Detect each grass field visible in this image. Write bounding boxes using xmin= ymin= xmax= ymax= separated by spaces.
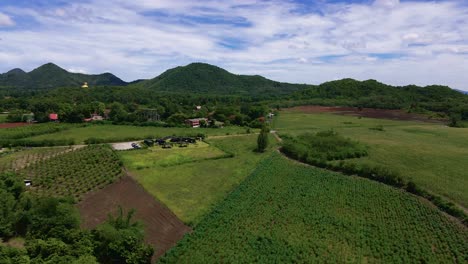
xmin=274 ymin=110 xmax=468 ymax=208
xmin=119 ymin=141 xmax=227 ymax=170
xmin=122 ymin=134 xmax=277 ymax=225
xmin=26 ymin=124 xmax=253 ymax=144
xmin=160 ymin=154 xmax=468 ymax=263
xmin=0 ymin=114 xmax=7 ymax=123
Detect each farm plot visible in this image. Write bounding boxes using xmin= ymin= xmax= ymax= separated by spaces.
xmin=25 ymin=124 xmax=253 ymax=144
xmin=119 ymin=141 xmax=227 ymax=170
xmin=161 ymin=154 xmax=468 ymax=263
xmin=18 ymin=145 xmax=123 ymax=200
xmin=0 ymin=123 xmax=77 ymax=139
xmin=275 ymin=110 xmax=468 ymax=208
xmin=126 ymin=134 xmax=277 ymax=225
xmin=0 ymin=146 xmax=76 ymax=172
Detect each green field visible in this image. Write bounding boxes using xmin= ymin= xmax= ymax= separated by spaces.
xmin=274 ymin=110 xmax=468 ymax=208
xmin=160 ymin=154 xmax=468 ymax=263
xmin=26 ymin=124 xmax=253 ymax=144
xmin=119 ymin=141 xmax=227 ymax=170
xmin=122 ymin=134 xmax=277 ymax=225
xmin=0 ymin=147 xmax=71 ymax=172
xmin=0 ymin=123 xmax=78 ymax=140
xmin=18 ymin=145 xmax=123 ymax=200
xmin=0 ymin=114 xmax=7 ymax=123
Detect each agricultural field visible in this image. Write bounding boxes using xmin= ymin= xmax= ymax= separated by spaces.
xmin=0 ymin=123 xmax=78 ymax=140
xmin=274 ymin=109 xmax=468 ymax=208
xmin=0 ymin=146 xmax=75 ymax=172
xmin=25 ymin=124 xmax=254 ymax=144
xmin=0 ymin=114 xmax=7 ymax=123
xmin=17 ymin=145 xmax=123 ymax=200
xmin=161 ymin=154 xmax=468 ymax=263
xmin=123 ymin=134 xmax=277 ymax=225
xmin=119 ymin=141 xmax=227 ymax=170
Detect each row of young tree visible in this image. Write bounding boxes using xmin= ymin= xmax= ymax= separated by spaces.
xmin=0 ymin=172 xmax=153 ymax=264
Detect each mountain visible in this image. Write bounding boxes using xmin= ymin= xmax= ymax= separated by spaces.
xmin=454 ymin=89 xmax=468 ymax=95
xmin=133 ymin=62 xmax=308 ymax=96
xmin=0 ymin=63 xmax=127 ymax=90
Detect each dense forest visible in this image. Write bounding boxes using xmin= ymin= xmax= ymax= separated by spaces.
xmin=1 ymin=63 xmax=467 ymax=127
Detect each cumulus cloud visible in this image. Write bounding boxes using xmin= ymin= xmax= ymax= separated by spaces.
xmin=0 ymin=12 xmax=14 ymax=26
xmin=0 ymin=0 xmax=467 ymax=90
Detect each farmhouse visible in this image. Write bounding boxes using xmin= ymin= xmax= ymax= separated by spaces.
xmin=49 ymin=113 xmax=58 ymax=121
xmin=185 ymin=118 xmax=208 ymax=128
xmin=84 ymin=113 xmax=104 ymax=122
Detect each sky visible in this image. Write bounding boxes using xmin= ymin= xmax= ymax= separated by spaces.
xmin=0 ymin=0 xmax=467 ymax=90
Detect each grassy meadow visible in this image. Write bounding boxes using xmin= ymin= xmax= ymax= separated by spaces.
xmin=26 ymin=124 xmax=253 ymax=144
xmin=121 ymin=134 xmax=277 ymax=225
xmin=274 ymin=110 xmax=468 ymax=208
xmin=0 ymin=114 xmax=7 ymax=123
xmin=161 ymin=154 xmax=468 ymax=263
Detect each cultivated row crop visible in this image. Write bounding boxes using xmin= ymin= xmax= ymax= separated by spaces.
xmin=18 ymin=145 xmax=123 ymax=200
xmin=161 ymin=154 xmax=468 ymax=263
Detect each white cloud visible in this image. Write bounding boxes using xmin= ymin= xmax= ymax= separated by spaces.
xmin=0 ymin=12 xmax=14 ymax=26
xmin=0 ymin=0 xmax=467 ymax=90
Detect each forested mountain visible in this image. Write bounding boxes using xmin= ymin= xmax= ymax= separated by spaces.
xmin=0 ymin=63 xmax=127 ymax=90
xmin=133 ymin=62 xmax=308 ymax=96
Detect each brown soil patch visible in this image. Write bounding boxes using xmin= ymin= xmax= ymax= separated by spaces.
xmin=0 ymin=122 xmax=31 ymax=129
xmin=77 ymin=175 xmax=191 ymax=260
xmin=286 ymin=106 xmax=444 ymax=123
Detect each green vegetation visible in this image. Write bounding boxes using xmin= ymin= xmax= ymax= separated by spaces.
xmin=161 ymin=154 xmax=468 ymax=263
xmin=275 ymin=110 xmax=468 ymax=209
xmin=256 ymin=125 xmax=269 ymax=152
xmin=136 ymin=62 xmax=306 ymax=96
xmin=0 ymin=63 xmax=126 ymax=91
xmin=282 ymin=130 xmax=368 ymax=161
xmin=0 ymin=123 xmax=77 ymax=140
xmin=0 ymin=172 xmax=153 ymax=263
xmin=0 ymin=114 xmax=7 ymax=123
xmin=0 ymin=147 xmax=72 ymax=172
xmin=18 ymin=145 xmax=123 ymax=200
xmin=26 ymin=124 xmax=250 ymax=144
xmin=124 ymin=134 xmax=277 ymax=225
xmin=119 ymin=141 xmax=227 ymax=170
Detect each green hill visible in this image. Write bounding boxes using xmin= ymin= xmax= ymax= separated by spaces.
xmin=134 ymin=62 xmax=307 ymax=96
xmin=0 ymin=63 xmax=127 ymax=90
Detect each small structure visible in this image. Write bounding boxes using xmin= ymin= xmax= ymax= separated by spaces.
xmin=81 ymin=82 xmax=89 ymax=89
xmin=195 ymin=105 xmax=202 ymax=111
xmin=84 ymin=113 xmax=104 ymax=122
xmin=24 ymin=180 xmax=32 ymax=187
xmin=49 ymin=113 xmax=59 ymax=122
xmin=185 ymin=118 xmax=208 ymax=128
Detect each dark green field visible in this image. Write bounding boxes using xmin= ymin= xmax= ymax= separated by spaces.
xmin=161 ymin=154 xmax=468 ymax=263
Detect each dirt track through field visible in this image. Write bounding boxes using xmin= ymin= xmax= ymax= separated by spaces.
xmin=77 ymin=175 xmax=191 ymax=260
xmin=286 ymin=106 xmax=444 ymax=123
xmin=0 ymin=122 xmax=31 ymax=129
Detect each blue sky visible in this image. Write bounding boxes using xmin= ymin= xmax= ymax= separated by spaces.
xmin=0 ymin=0 xmax=467 ymax=90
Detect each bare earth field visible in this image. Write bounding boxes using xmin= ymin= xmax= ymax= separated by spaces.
xmin=77 ymin=175 xmax=191 ymax=260
xmin=0 ymin=122 xmax=31 ymax=129
xmin=287 ymin=105 xmax=443 ymax=122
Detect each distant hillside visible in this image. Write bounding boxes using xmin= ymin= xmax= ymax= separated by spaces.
xmin=0 ymin=63 xmax=127 ymax=90
xmin=291 ymin=78 xmax=467 ymax=109
xmin=133 ymin=63 xmax=308 ymax=96
xmin=454 ymin=89 xmax=468 ymax=95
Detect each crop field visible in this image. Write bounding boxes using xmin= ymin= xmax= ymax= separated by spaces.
xmin=124 ymin=134 xmax=277 ymax=225
xmin=0 ymin=123 xmax=78 ymax=139
xmin=0 ymin=146 xmax=76 ymax=172
xmin=161 ymin=154 xmax=468 ymax=263
xmin=25 ymin=124 xmax=253 ymax=144
xmin=274 ymin=109 xmax=468 ymax=208
xmin=17 ymin=145 xmax=123 ymax=200
xmin=0 ymin=114 xmax=7 ymax=123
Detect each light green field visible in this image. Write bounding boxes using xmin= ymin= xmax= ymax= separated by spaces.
xmin=122 ymin=134 xmax=277 ymax=225
xmin=275 ymin=110 xmax=468 ymax=208
xmin=26 ymin=124 xmax=253 ymax=144
xmin=119 ymin=141 xmax=227 ymax=170
xmin=0 ymin=114 xmax=7 ymax=123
